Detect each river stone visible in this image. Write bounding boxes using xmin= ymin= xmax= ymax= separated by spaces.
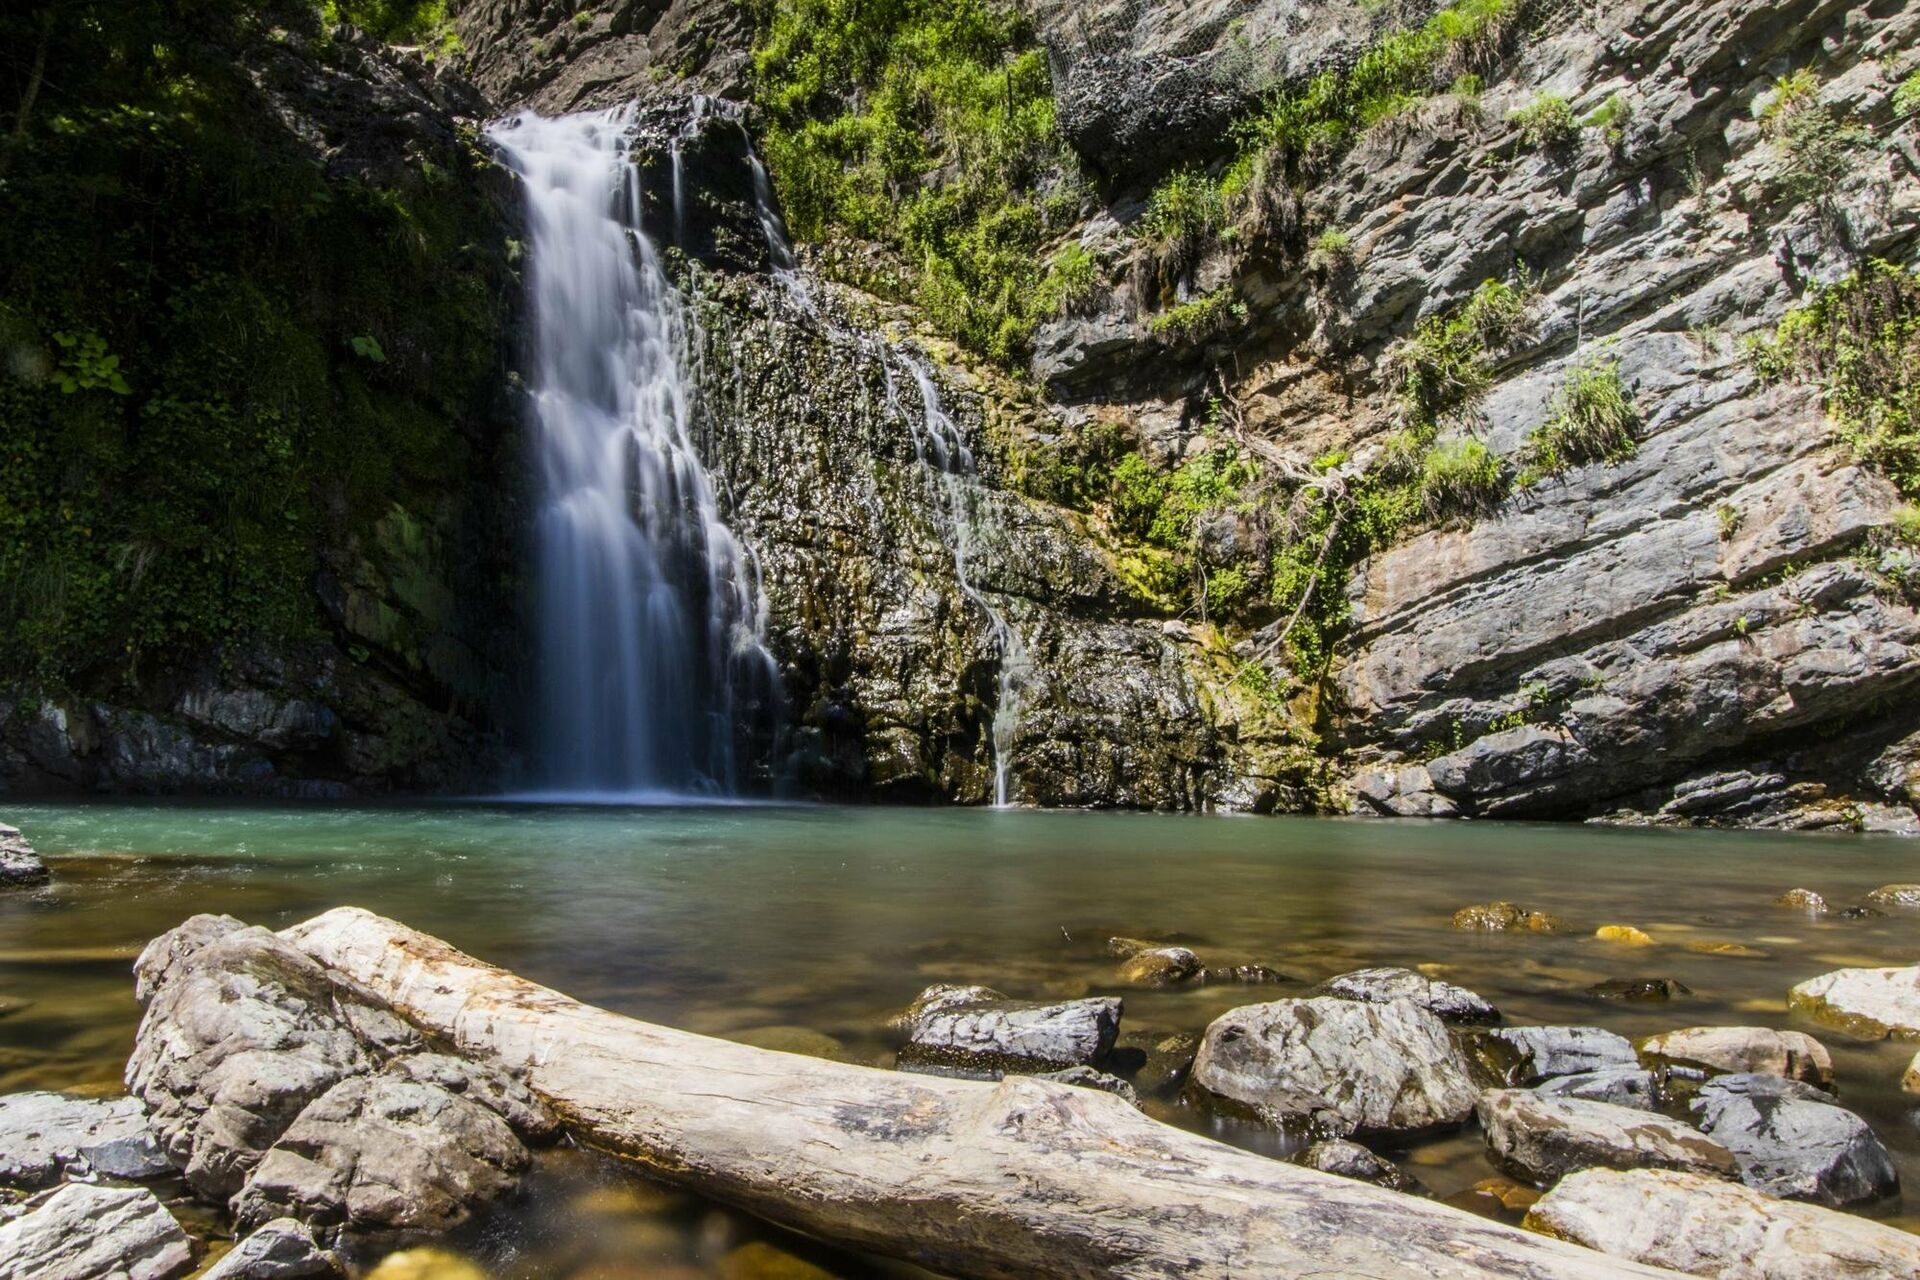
xmin=0 ymin=1182 xmax=194 ymax=1280
xmin=1030 ymin=1066 xmax=1140 ymax=1107
xmin=1689 ymin=1074 xmax=1897 ymax=1207
xmin=1774 ymin=888 xmax=1829 ymax=913
xmin=0 ymin=1092 xmax=172 ymax=1187
xmin=1479 ymin=1090 xmax=1738 ymax=1186
xmin=895 ymin=986 xmax=1120 ymax=1073
xmin=1451 ymin=902 xmax=1561 ymax=931
xmin=1863 ymin=884 xmax=1920 ymax=909
xmin=200 ymin=1218 xmax=340 ymax=1280
xmin=383 ymin=1053 xmax=559 ymax=1144
xmin=889 ymin=983 xmax=1003 ymax=1031
xmin=1115 ymin=946 xmax=1200 ymax=986
xmin=1533 ymin=1068 xmax=1658 ymax=1111
xmin=1315 ymin=966 xmax=1500 ymax=1024
xmin=1196 ymin=964 xmax=1290 ymax=985
xmin=1638 ymin=1027 xmax=1834 ymax=1088
xmin=232 ymin=1073 xmax=530 ymax=1234
xmin=1473 ymin=1026 xmax=1638 ymax=1084
xmin=1191 ymin=997 xmax=1477 ymax=1138
xmin=1525 ymin=1167 xmax=1920 ymax=1279
xmin=1786 ymin=964 xmax=1920 ymax=1039
xmin=0 ymin=824 xmax=47 ymax=889
xmin=1118 ymin=1031 xmax=1198 ymax=1097
xmin=1588 ymin=978 xmax=1691 ymax=1002
xmin=1293 ymin=1139 xmax=1423 ymax=1194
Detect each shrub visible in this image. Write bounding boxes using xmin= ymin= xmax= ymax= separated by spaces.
xmin=1146 ymin=289 xmax=1248 ymax=346
xmin=1756 ymin=69 xmax=1869 ymax=202
xmin=1518 ymin=355 xmax=1638 ymax=480
xmin=1306 ymin=228 xmax=1356 ymax=276
xmin=1385 ymin=276 xmax=1539 ymax=430
xmin=1136 ymin=169 xmax=1229 ymax=287
xmin=1419 ymin=438 xmax=1507 ymax=518
xmin=1584 ymin=91 xmax=1632 ymax=149
xmin=1509 ymin=93 xmax=1577 ymax=148
xmin=1037 ymin=242 xmax=1100 ymax=316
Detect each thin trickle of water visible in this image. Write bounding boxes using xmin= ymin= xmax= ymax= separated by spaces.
xmin=891 ymin=355 xmax=1032 ymax=807
xmin=488 ymin=105 xmax=776 ymax=798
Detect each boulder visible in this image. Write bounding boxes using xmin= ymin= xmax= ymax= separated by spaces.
xmin=1116 ymin=947 xmax=1201 ymax=986
xmin=1478 ymin=1089 xmax=1738 ymax=1186
xmin=895 ymin=985 xmax=1120 ymax=1074
xmin=1452 ymin=902 xmax=1562 ymax=931
xmin=231 ymin=1074 xmax=530 ymax=1234
xmin=1533 ymin=1069 xmax=1658 ymax=1111
xmin=1473 ymin=1026 xmax=1638 ymax=1084
xmin=1689 ymin=1074 xmax=1897 ymax=1207
xmin=1588 ymin=978 xmax=1691 ymax=1002
xmin=1638 ymin=1027 xmax=1833 ymax=1088
xmin=0 ymin=1183 xmax=194 ymax=1280
xmin=1774 ymin=888 xmax=1828 ymax=913
xmin=1315 ymin=967 xmax=1500 ymax=1024
xmin=0 ymin=824 xmax=47 ymax=889
xmin=1292 ymin=1139 xmax=1423 ymax=1194
xmin=1191 ymin=998 xmax=1477 ymax=1138
xmin=1525 ymin=1167 xmax=1920 ymax=1279
xmin=0 ymin=1092 xmax=172 ymax=1188
xmin=1863 ymin=884 xmax=1920 ymax=909
xmin=1786 ymin=964 xmax=1920 ymax=1039
xmin=200 ymin=1218 xmax=340 ymax=1280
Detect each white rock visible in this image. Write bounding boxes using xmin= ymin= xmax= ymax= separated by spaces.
xmin=1316 ymin=966 xmax=1500 ymax=1023
xmin=1478 ymin=1089 xmax=1738 ymax=1185
xmin=0 ymin=1093 xmax=172 ymax=1188
xmin=1786 ymin=965 xmax=1920 ymax=1039
xmin=1638 ymin=1026 xmax=1834 ymax=1088
xmin=0 ymin=1183 xmax=194 ymax=1280
xmin=1526 ymin=1167 xmax=1920 ymax=1279
xmin=199 ymin=1218 xmax=338 ymax=1280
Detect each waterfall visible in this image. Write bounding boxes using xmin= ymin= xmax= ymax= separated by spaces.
xmin=489 ymin=106 xmax=775 ymax=798
xmin=892 ymin=356 xmax=1032 ymax=807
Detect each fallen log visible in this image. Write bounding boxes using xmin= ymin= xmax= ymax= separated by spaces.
xmin=285 ymin=907 xmax=1676 ymax=1280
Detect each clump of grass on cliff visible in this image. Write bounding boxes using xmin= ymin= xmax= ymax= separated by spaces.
xmin=1517 ymin=354 xmax=1638 ymax=483
xmin=747 ymin=0 xmax=1080 ymax=362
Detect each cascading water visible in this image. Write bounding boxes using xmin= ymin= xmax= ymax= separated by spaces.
xmin=489 ymin=106 xmax=775 ymax=798
xmin=892 ymin=357 xmax=1033 ymax=807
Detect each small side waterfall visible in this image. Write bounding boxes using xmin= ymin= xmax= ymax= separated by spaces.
xmin=489 ymin=106 xmax=775 ymax=798
xmin=893 ymin=357 xmax=1032 ymax=807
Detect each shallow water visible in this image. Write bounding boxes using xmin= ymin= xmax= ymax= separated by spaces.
xmin=4 ymin=803 xmax=1919 ymax=1273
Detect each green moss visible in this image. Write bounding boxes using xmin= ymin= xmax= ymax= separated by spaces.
xmin=1516 ymin=354 xmax=1638 ymax=482
xmin=1583 ymin=91 xmax=1632 ymax=149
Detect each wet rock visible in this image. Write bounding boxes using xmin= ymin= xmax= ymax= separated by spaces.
xmin=1191 ymin=998 xmax=1477 ymax=1138
xmin=1787 ymin=964 xmax=1920 ymax=1039
xmin=1905 ymin=1050 xmax=1920 ymax=1093
xmin=1292 ymin=1139 xmax=1423 ymax=1195
xmin=1775 ymin=888 xmax=1829 ymax=913
xmin=1638 ymin=1027 xmax=1834 ymax=1088
xmin=894 ymin=985 xmax=1120 ymax=1074
xmin=1594 ymin=925 xmax=1654 ymax=946
xmin=1451 ymin=902 xmax=1562 ymax=932
xmin=716 ymin=1241 xmax=836 ymax=1280
xmin=1472 ymin=1026 xmax=1637 ymax=1085
xmin=232 ymin=1073 xmax=530 ymax=1234
xmin=1864 ymin=884 xmax=1920 ymax=909
xmin=0 ymin=825 xmax=47 ymax=889
xmin=1478 ymin=1089 xmax=1738 ymax=1186
xmin=1445 ymin=1176 xmax=1541 ymax=1220
xmin=0 ymin=1182 xmax=194 ymax=1280
xmin=1115 ymin=946 xmax=1200 ymax=987
xmin=1588 ymin=978 xmax=1691 ymax=1002
xmin=1834 ymin=905 xmax=1886 ymax=919
xmin=1689 ymin=1074 xmax=1897 ymax=1207
xmin=888 ymin=983 xmax=1002 ymax=1032
xmin=0 ymin=1092 xmax=172 ymax=1187
xmin=1684 ymin=941 xmax=1768 ymax=959
xmin=1525 ymin=1167 xmax=1920 ymax=1279
xmin=1533 ymin=1068 xmax=1658 ymax=1111
xmin=1117 ymin=1031 xmax=1198 ymax=1097
xmin=1315 ymin=967 xmax=1499 ymax=1024
xmin=1196 ymin=964 xmax=1290 ymax=985
xmin=201 ymin=1218 xmax=340 ymax=1280
xmin=1030 ymin=1066 xmax=1140 ymax=1108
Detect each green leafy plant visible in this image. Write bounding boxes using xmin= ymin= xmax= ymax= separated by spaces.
xmin=1306 ymin=228 xmax=1355 ymax=276
xmin=49 ymin=331 xmax=131 ymax=395
xmin=1385 ymin=275 xmax=1539 ymax=430
xmin=1583 ymin=91 xmax=1632 ymax=149
xmin=1517 ymin=354 xmax=1638 ymax=481
xmin=1509 ymin=93 xmax=1576 ymax=148
xmin=1036 ymin=242 xmax=1100 ymax=316
xmin=1756 ymin=68 xmax=1870 ymax=202
xmin=1146 ymin=289 xmax=1248 ymax=345
xmin=349 ymin=334 xmax=387 ymax=363
xmin=1419 ymin=437 xmax=1507 ymax=519
xmin=1895 ymin=70 xmax=1920 ymax=118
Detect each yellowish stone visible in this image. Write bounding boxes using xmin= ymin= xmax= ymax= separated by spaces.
xmin=365 ymin=1248 xmax=487 ymax=1280
xmin=1595 ymin=925 xmax=1654 ymax=946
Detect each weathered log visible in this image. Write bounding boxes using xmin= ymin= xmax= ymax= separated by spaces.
xmin=284 ymin=908 xmax=1675 ymax=1280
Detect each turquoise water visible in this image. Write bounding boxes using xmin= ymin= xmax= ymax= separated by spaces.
xmin=3 ymin=803 xmax=1918 ymax=1273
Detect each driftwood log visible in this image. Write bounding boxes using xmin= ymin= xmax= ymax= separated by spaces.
xmin=285 ymin=908 xmax=1676 ymax=1280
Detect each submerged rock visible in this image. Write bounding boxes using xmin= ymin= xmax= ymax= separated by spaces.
xmin=0 ymin=1182 xmax=194 ymax=1280
xmin=1196 ymin=964 xmax=1290 ymax=985
xmin=1593 ymin=925 xmax=1654 ymax=947
xmin=1532 ymin=1068 xmax=1658 ymax=1111
xmin=1638 ymin=1026 xmax=1834 ymax=1088
xmin=200 ymin=1217 xmax=340 ymax=1280
xmin=894 ymin=985 xmax=1121 ymax=1074
xmin=1115 ymin=1031 xmax=1198 ymax=1097
xmin=1689 ymin=1074 xmax=1897 ymax=1207
xmin=0 ymin=824 xmax=47 ymax=889
xmin=1587 ymin=978 xmax=1691 ymax=1002
xmin=1451 ymin=903 xmax=1561 ymax=932
xmin=1292 ymin=1139 xmax=1423 ymax=1194
xmin=1787 ymin=964 xmax=1920 ymax=1039
xmin=1115 ymin=946 xmax=1200 ymax=987
xmin=0 ymin=1092 xmax=172 ymax=1188
xmin=1191 ymin=997 xmax=1477 ymax=1138
xmin=1525 ymin=1167 xmax=1920 ymax=1279
xmin=1774 ymin=888 xmax=1829 ymax=913
xmin=1863 ymin=884 xmax=1920 ymax=909
xmin=1472 ymin=1026 xmax=1637 ymax=1085
xmin=1315 ymin=967 xmax=1499 ymax=1024
xmin=1478 ymin=1089 xmax=1737 ymax=1186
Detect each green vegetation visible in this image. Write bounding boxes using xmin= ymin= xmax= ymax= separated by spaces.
xmin=1748 ymin=259 xmax=1920 ymax=497
xmin=1517 ymin=355 xmax=1638 ymax=482
xmin=321 ymin=0 xmax=458 ymax=51
xmin=1036 ymin=243 xmax=1100 ymax=317
xmin=1509 ymin=93 xmax=1576 ymax=148
xmin=1385 ymin=276 xmax=1539 ymax=431
xmin=0 ymin=0 xmax=513 ymax=689
xmin=1419 ymin=438 xmax=1506 ymax=519
xmin=1306 ymin=228 xmax=1356 ymax=276
xmin=1146 ymin=290 xmax=1248 ymax=346
xmin=1583 ymin=91 xmax=1632 ymax=150
xmin=747 ymin=0 xmax=1078 ymax=361
xmin=1757 ymin=68 xmax=1870 ymax=202
xmin=1896 ymin=70 xmax=1920 ymax=119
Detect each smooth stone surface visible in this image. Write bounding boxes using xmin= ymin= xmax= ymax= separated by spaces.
xmin=1478 ymin=1089 xmax=1738 ymax=1186
xmin=0 ymin=824 xmax=48 ymax=889
xmin=896 ymin=985 xmax=1120 ymax=1073
xmin=1787 ymin=964 xmax=1920 ymax=1039
xmin=200 ymin=1218 xmax=340 ymax=1280
xmin=1476 ymin=1026 xmax=1638 ymax=1085
xmin=1293 ymin=1139 xmax=1423 ymax=1194
xmin=1192 ymin=997 xmax=1477 ymax=1137
xmin=1526 ymin=1167 xmax=1920 ymax=1279
xmin=1115 ymin=946 xmax=1200 ymax=986
xmin=1533 ymin=1068 xmax=1658 ymax=1111
xmin=0 ymin=1092 xmax=172 ymax=1188
xmin=1690 ymin=1074 xmax=1898 ymax=1207
xmin=1638 ymin=1027 xmax=1833 ymax=1088
xmin=1452 ymin=902 xmax=1561 ymax=932
xmin=1594 ymin=926 xmax=1654 ymax=947
xmin=0 ymin=1182 xmax=194 ymax=1280
xmin=1316 ymin=966 xmax=1500 ymax=1024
